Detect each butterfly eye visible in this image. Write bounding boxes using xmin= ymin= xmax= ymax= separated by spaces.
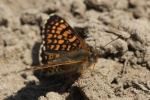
xmin=88 ymin=55 xmax=94 ymax=62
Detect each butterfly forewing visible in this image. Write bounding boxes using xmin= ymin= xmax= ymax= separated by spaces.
xmin=40 ymin=15 xmax=90 ymax=65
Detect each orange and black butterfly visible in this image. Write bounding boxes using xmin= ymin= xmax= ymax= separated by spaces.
xmin=26 ymin=14 xmax=99 ymax=76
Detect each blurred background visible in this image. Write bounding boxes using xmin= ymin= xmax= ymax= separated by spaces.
xmin=0 ymin=0 xmax=150 ymax=100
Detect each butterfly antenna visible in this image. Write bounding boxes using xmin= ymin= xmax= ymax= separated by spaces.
xmin=17 ymin=66 xmax=40 ymax=73
xmin=1 ymin=66 xmax=39 ymax=76
xmin=102 ymin=35 xmax=121 ymax=48
xmin=99 ymin=26 xmax=130 ymax=51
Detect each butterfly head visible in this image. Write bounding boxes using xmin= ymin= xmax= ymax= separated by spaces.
xmin=88 ymin=48 xmax=99 ymax=63
xmin=88 ymin=54 xmax=97 ymax=63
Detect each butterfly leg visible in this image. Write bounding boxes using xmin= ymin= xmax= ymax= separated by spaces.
xmin=68 ymin=70 xmax=84 ymax=87
xmin=69 ymin=74 xmax=75 ymax=82
xmin=69 ymin=71 xmax=80 ymax=83
xmin=76 ymin=67 xmax=85 ymax=87
xmin=91 ymin=63 xmax=96 ymax=76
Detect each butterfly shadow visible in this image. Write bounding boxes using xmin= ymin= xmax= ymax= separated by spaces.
xmin=4 ymin=42 xmax=79 ymax=100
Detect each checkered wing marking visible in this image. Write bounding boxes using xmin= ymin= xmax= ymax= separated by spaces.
xmin=40 ymin=15 xmax=90 ymax=64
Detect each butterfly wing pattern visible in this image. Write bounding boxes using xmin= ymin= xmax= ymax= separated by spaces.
xmin=30 ymin=14 xmax=98 ymax=75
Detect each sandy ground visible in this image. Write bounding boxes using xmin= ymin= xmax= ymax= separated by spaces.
xmin=1 ymin=0 xmax=150 ymax=100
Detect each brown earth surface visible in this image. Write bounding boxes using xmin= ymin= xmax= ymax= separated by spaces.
xmin=0 ymin=0 xmax=150 ymax=100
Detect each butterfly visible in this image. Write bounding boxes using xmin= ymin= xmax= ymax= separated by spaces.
xmin=25 ymin=14 xmax=99 ymax=77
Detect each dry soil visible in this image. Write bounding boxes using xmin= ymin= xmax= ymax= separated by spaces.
xmin=0 ymin=0 xmax=150 ymax=100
